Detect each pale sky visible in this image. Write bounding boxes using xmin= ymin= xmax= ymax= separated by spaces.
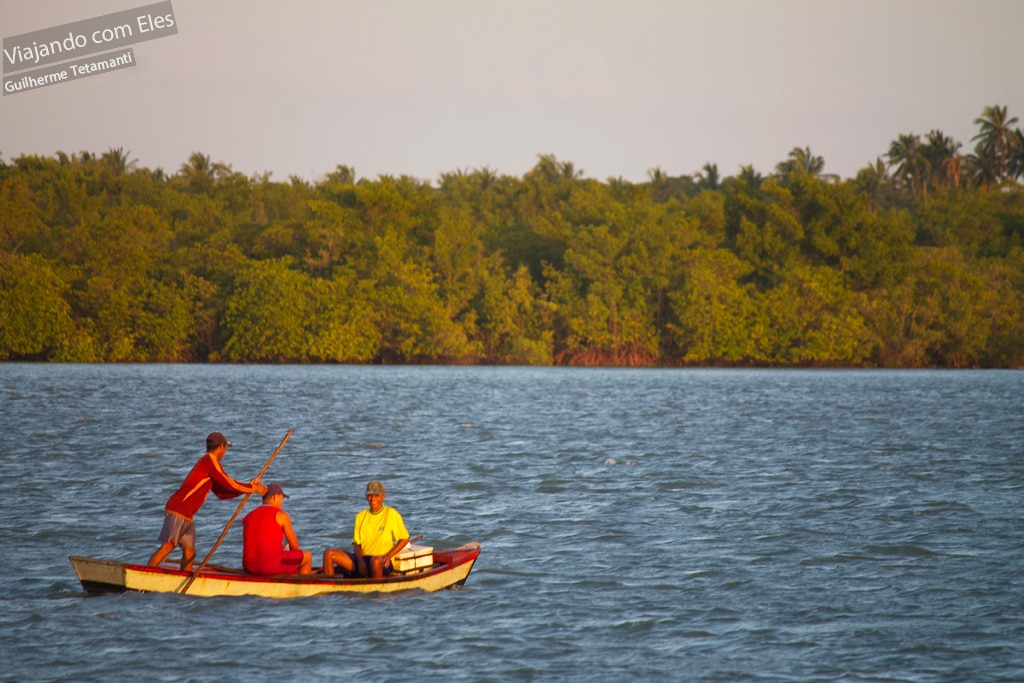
xmin=2 ymin=0 xmax=1022 ymax=184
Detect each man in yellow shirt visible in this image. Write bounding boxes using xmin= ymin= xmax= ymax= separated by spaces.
xmin=322 ymin=480 xmax=409 ymax=578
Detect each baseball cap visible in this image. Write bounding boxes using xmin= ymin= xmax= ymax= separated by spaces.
xmin=265 ymin=482 xmax=289 ymax=499
xmin=206 ymin=432 xmax=232 ymax=450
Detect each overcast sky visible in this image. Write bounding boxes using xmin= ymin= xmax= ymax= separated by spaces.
xmin=2 ymin=0 xmax=1022 ymax=184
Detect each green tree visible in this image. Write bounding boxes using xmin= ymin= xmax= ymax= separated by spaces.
xmin=864 ymin=247 xmax=995 ymax=367
xmin=854 ymin=158 xmax=896 ymax=212
xmin=367 ymin=227 xmax=476 ymax=362
xmin=1 ymin=138 xmax=1022 ymax=369
xmin=696 ymin=163 xmax=721 ymax=191
xmin=177 ymin=152 xmax=215 ymax=194
xmin=775 ymin=146 xmax=827 ymax=181
xmin=921 ymin=130 xmax=962 ymax=191
xmin=0 ymin=254 xmax=76 ymax=359
xmin=887 ymin=133 xmax=931 ymax=200
xmin=736 ymin=165 xmax=765 ymax=193
xmin=71 ymin=205 xmax=192 ymax=361
xmin=980 ymin=249 xmax=1024 ymax=366
xmin=542 ymin=182 xmax=662 ymax=365
xmin=477 ymin=263 xmax=553 ymax=364
xmin=431 ymin=206 xmax=485 ymax=327
xmin=783 ymin=169 xmax=913 ymax=289
xmin=1008 ymin=128 xmax=1024 ymax=181
xmin=0 ymin=173 xmax=50 ymax=256
xmin=749 ymin=264 xmax=870 ymax=365
xmin=915 ymin=187 xmax=1006 ymax=255
xmin=729 ymin=178 xmax=805 ymax=287
xmin=299 ymin=199 xmax=351 ymax=276
xmin=667 ymin=248 xmax=756 ymax=362
xmin=219 ymin=257 xmax=311 ymax=362
xmin=305 ymin=272 xmax=379 ymax=362
xmin=684 ymin=188 xmax=727 ymax=247
xmin=972 ymin=104 xmax=1019 ymax=182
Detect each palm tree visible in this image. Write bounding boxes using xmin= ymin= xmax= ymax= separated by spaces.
xmin=855 ymin=158 xmax=895 ymax=210
xmin=559 ymin=160 xmax=584 ymax=180
xmin=1007 ymin=128 xmax=1024 ymax=181
xmin=922 ymin=130 xmax=962 ymax=190
xmin=180 ymin=151 xmax=210 ymax=175
xmin=529 ymin=154 xmax=561 ymax=184
xmin=646 ymin=166 xmax=668 ymax=202
xmin=964 ymin=147 xmax=999 ymax=190
xmin=176 ymin=152 xmax=216 ymax=193
xmin=696 ymin=162 xmax=720 ymax=191
xmin=646 ymin=166 xmax=667 ymax=186
xmin=776 ymin=146 xmax=825 ymax=177
xmin=326 ymin=164 xmax=356 ymax=185
xmin=942 ymin=153 xmax=963 ymax=189
xmin=474 ymin=166 xmax=499 ymax=191
xmin=608 ymin=176 xmax=638 ymax=201
xmin=887 ymin=133 xmax=931 ymax=199
xmin=972 ymin=104 xmax=1019 ymax=182
xmin=102 ymin=146 xmax=137 ymax=175
xmin=736 ymin=164 xmax=764 ymax=192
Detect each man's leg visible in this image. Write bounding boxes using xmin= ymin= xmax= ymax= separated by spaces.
xmin=321 ymin=548 xmax=354 ymax=576
xmin=180 ymin=544 xmax=195 ymax=572
xmin=148 ymin=540 xmax=174 ymax=567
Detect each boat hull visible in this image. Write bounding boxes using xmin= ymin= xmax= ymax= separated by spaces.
xmin=70 ymin=543 xmax=480 ymax=598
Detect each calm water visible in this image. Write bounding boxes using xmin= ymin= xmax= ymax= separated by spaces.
xmin=1 ymin=365 xmax=1022 ymax=682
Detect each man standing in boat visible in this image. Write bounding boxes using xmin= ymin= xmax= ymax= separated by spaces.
xmin=242 ymin=482 xmax=312 ymax=575
xmin=322 ymin=480 xmax=410 ymax=578
xmin=148 ymin=432 xmax=267 ymax=571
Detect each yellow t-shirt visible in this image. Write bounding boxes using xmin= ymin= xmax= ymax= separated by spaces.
xmin=353 ymin=506 xmax=409 ymax=556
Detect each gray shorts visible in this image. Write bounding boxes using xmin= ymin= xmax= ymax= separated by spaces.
xmin=157 ymin=514 xmax=196 ymax=550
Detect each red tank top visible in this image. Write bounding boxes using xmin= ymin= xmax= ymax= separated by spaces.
xmin=242 ymin=505 xmax=283 ymax=573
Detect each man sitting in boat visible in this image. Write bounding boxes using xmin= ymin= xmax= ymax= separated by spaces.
xmin=322 ymin=480 xmax=409 ymax=578
xmin=148 ymin=432 xmax=267 ymax=571
xmin=242 ymin=483 xmax=312 ymax=576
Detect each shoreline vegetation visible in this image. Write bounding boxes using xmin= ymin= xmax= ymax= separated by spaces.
xmin=2 ymin=105 xmax=1023 ymax=368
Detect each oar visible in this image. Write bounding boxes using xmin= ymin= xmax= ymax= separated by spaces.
xmin=177 ymin=429 xmax=292 ymax=594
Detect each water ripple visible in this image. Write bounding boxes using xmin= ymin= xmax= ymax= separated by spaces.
xmin=1 ymin=366 xmax=1022 ymax=681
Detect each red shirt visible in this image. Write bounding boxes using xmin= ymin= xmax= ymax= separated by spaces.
xmin=242 ymin=504 xmax=284 ymax=574
xmin=164 ymin=453 xmax=249 ymax=522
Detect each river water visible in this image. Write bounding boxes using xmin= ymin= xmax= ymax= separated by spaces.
xmin=1 ymin=365 xmax=1021 ymax=681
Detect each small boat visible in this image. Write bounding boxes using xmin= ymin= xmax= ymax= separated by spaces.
xmin=69 ymin=542 xmax=480 ymax=598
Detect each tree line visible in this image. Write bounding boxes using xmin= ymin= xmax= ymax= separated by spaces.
xmin=2 ymin=104 xmax=1023 ymax=367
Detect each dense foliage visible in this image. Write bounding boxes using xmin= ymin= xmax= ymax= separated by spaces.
xmin=2 ymin=105 xmax=1023 ymax=366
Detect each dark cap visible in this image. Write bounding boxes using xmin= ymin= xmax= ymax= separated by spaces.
xmin=206 ymin=432 xmax=232 ymax=450
xmin=264 ymin=482 xmax=289 ymax=499
xmin=365 ymin=480 xmax=385 ymax=496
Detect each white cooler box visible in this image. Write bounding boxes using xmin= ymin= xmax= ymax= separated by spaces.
xmin=392 ymin=543 xmax=434 ymax=574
